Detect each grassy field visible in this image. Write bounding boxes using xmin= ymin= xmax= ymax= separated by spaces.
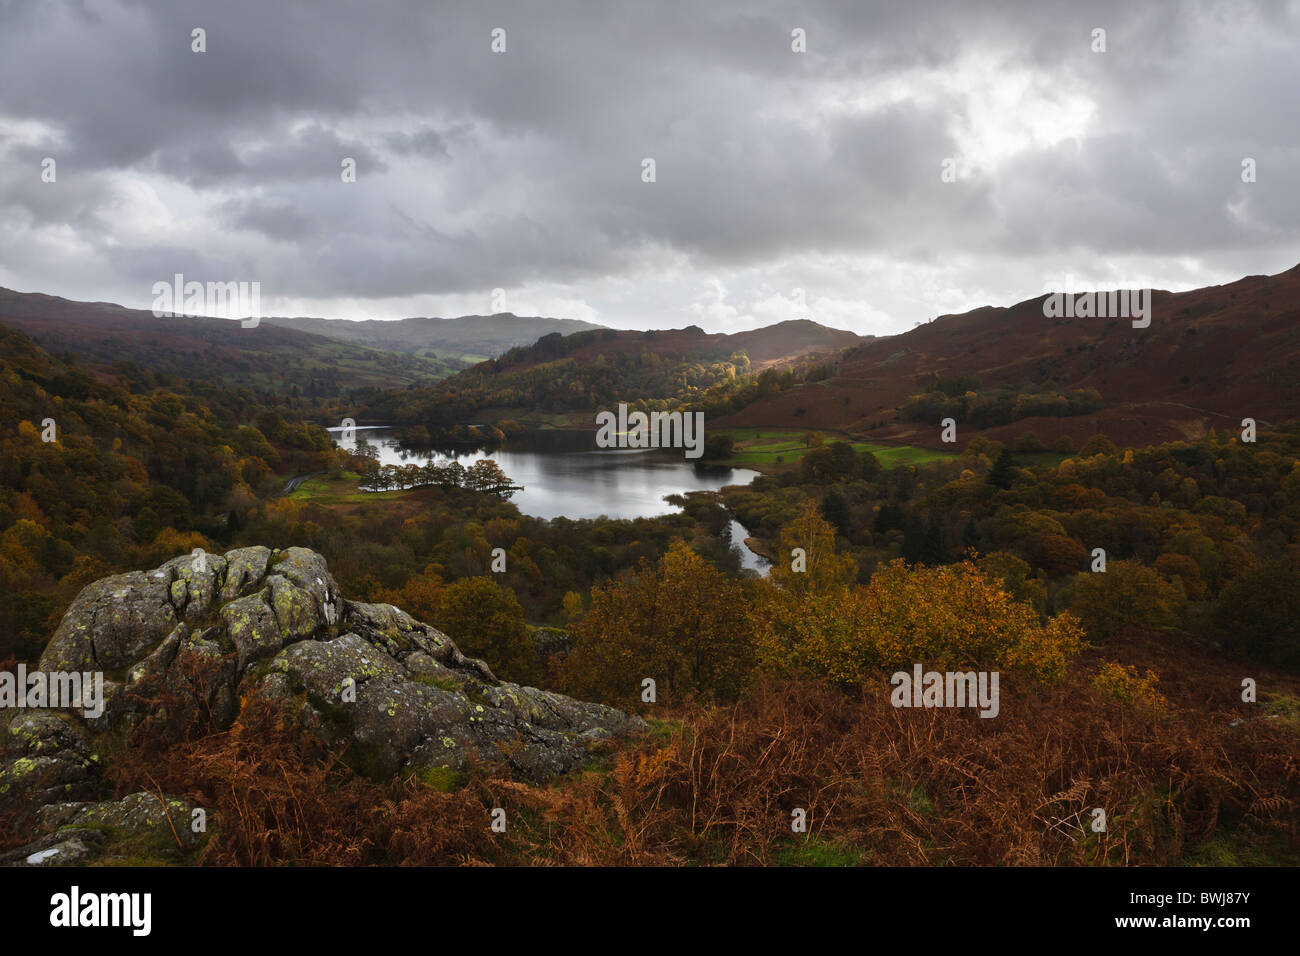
xmin=287 ymin=471 xmax=404 ymax=505
xmin=722 ymin=427 xmax=956 ymax=469
xmin=418 ymin=348 xmax=491 ymax=364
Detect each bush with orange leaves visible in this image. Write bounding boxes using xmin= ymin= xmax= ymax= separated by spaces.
xmin=756 ymin=504 xmax=1085 ymax=686
xmin=1093 ymin=659 xmax=1168 ymax=715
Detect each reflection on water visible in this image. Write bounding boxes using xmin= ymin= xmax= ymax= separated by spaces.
xmin=729 ymin=519 xmax=771 ymax=574
xmin=327 ymin=427 xmax=769 ymax=572
xmin=332 ymin=427 xmax=757 ymax=520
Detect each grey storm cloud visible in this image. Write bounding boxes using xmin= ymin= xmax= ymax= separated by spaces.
xmin=0 ymin=0 xmax=1298 ymax=332
xmin=219 ymin=195 xmax=316 ymax=242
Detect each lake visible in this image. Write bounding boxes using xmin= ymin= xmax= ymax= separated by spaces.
xmin=328 ymin=427 xmax=771 ymax=573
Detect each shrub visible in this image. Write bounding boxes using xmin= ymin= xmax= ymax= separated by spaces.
xmin=1092 ymin=660 xmax=1168 ymax=714
xmin=756 ymin=510 xmax=1083 ymax=686
xmin=436 ymin=577 xmax=539 ymax=685
xmin=1069 ymin=559 xmax=1184 ymax=641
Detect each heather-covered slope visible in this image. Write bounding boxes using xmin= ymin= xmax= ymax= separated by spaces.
xmin=718 ymin=264 xmax=1300 ymax=449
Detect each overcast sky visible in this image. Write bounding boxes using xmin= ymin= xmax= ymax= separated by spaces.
xmin=1 ymin=0 xmax=1298 ymax=335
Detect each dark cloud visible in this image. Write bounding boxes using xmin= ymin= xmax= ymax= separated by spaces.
xmin=219 ymin=196 xmax=315 ymax=242
xmin=0 ymin=0 xmax=1297 ymax=332
xmin=384 ymin=127 xmax=450 ymax=157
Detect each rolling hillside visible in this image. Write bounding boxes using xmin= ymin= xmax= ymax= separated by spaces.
xmin=0 ymin=288 xmax=462 ymax=399
xmin=546 ymin=319 xmax=864 ymax=370
xmin=717 ymin=264 xmax=1300 ymax=449
xmin=265 ymin=312 xmax=606 ymax=361
xmin=363 ymin=318 xmax=867 ymax=431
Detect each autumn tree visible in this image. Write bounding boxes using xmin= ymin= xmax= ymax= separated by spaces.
xmin=1213 ymin=556 xmax=1300 ymax=671
xmin=561 ymin=540 xmax=756 ymax=706
xmin=767 ymin=501 xmax=859 ymax=598
xmin=375 ymin=566 xmax=445 ymax=625
xmin=1068 ymin=559 xmax=1184 ymax=641
xmin=855 ymin=559 xmax=1084 ymax=683
xmin=435 ymin=577 xmax=539 ymax=686
xmin=1079 ymin=434 xmax=1119 ymax=457
xmin=560 ymin=590 xmax=583 ymax=621
xmin=463 ymin=459 xmax=520 ymax=499
xmin=977 ymin=551 xmax=1047 ymax=616
xmin=756 ymin=504 xmax=863 ymax=679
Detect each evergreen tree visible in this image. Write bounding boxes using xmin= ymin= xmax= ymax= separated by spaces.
xmin=820 ymin=489 xmax=851 ymax=537
xmin=988 ymin=448 xmax=1017 ymax=490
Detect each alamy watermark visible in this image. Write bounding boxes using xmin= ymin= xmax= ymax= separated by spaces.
xmin=0 ymin=665 xmax=104 ymax=719
xmin=1041 ymin=273 xmax=1151 ymax=328
xmin=595 ymin=403 xmax=705 ymax=459
xmin=49 ymin=886 xmax=150 ymax=936
xmin=890 ymin=665 xmax=1000 ymax=718
xmin=151 ymin=273 xmax=261 ymax=328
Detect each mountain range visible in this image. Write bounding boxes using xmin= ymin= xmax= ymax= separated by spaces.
xmin=5 ymin=264 xmax=1299 ymax=450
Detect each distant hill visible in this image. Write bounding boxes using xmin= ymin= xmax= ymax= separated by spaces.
xmin=265 ymin=313 xmax=606 ymax=361
xmin=0 ymin=287 xmax=866 ymax=421
xmin=715 ymin=263 xmax=1300 ymax=448
xmin=362 ymin=319 xmax=869 ymax=433
xmin=0 ymin=288 xmax=465 ymax=400
xmin=542 ymin=319 xmax=864 ymax=370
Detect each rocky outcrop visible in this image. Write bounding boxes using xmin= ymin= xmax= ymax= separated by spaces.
xmin=532 ymin=625 xmax=572 ymax=664
xmin=1 ymin=546 xmax=643 ymax=863
xmin=0 ymin=792 xmax=199 ymax=867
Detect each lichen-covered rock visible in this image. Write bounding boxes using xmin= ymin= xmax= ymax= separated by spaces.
xmin=0 ymin=712 xmax=98 ymax=821
xmin=219 ymin=546 xmax=271 ymax=602
xmin=533 ymin=626 xmax=572 ymax=663
xmin=1 ymin=792 xmax=197 ymax=866
xmin=269 ymin=547 xmax=341 ymax=625
xmin=38 ymin=792 xmax=199 ymax=850
xmin=3 ymin=830 xmax=102 ymax=866
xmin=255 ymin=601 xmax=642 ymax=781
xmin=2 ymin=546 xmax=644 ymax=864
xmin=160 ymin=551 xmax=228 ymax=622
xmin=5 ymin=711 xmax=89 ymax=761
xmin=40 ymin=569 xmax=179 ymax=673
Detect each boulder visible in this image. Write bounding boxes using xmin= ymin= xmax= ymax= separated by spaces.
xmin=0 ymin=792 xmax=198 ymax=866
xmin=1 ymin=546 xmax=644 ymax=863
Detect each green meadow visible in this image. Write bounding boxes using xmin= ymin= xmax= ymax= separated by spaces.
xmin=722 ymin=427 xmax=955 ymax=469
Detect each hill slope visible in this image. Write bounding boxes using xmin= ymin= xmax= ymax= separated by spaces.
xmin=265 ymin=312 xmax=605 ymax=360
xmin=0 ymin=288 xmax=461 ymax=399
xmin=363 ymin=320 xmax=866 ymax=431
xmin=718 ymin=264 xmax=1300 ymax=448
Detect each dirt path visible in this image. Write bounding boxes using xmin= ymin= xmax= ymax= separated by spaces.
xmin=279 ymin=471 xmax=325 ymax=496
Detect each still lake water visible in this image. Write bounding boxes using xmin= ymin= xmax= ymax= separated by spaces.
xmin=330 ymin=427 xmax=771 ymax=573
